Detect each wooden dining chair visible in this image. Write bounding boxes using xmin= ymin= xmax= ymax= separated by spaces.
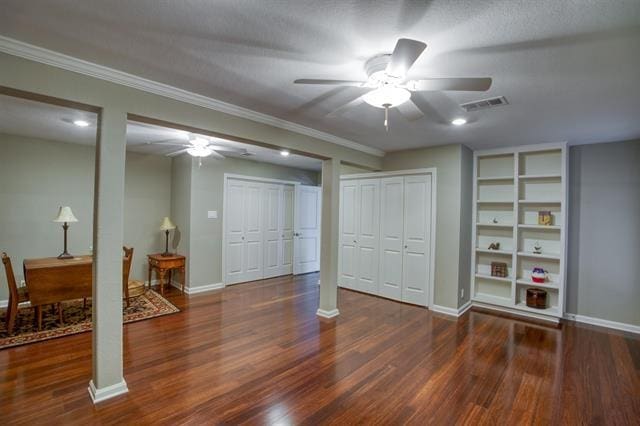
xmin=123 ymin=247 xmax=145 ymax=308
xmin=2 ymin=252 xmax=36 ymax=335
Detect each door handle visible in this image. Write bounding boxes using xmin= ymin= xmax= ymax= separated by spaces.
xmin=242 ymin=236 xmax=245 ymax=240
xmin=353 ymin=240 xmax=357 ymax=244
xmin=404 ymin=245 xmax=408 ymax=249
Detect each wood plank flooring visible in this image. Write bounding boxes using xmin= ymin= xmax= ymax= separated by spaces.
xmin=1 ymin=273 xmax=639 ymax=424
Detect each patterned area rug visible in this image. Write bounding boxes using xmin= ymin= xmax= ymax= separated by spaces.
xmin=0 ymin=289 xmax=179 ymax=349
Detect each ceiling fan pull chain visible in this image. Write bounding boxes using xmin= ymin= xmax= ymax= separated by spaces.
xmin=384 ymin=104 xmax=390 ymax=131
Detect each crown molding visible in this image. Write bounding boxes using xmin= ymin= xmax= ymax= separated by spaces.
xmin=0 ymin=36 xmax=384 ymax=157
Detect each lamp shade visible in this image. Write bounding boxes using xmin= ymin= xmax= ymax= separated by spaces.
xmin=159 ymin=217 xmax=176 ymax=231
xmin=53 ymin=206 xmax=78 ymax=223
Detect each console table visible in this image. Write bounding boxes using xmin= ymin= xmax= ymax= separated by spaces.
xmin=147 ymin=253 xmax=186 ymax=295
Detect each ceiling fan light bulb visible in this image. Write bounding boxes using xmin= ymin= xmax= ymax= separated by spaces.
xmin=187 ymin=146 xmax=214 ymax=157
xmin=452 ymin=118 xmax=467 ymax=126
xmin=363 ymin=87 xmax=410 ymax=108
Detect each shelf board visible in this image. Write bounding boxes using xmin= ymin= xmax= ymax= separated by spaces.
xmin=477 ymin=223 xmax=513 ymax=229
xmin=518 ymin=174 xmax=561 ymax=180
xmin=517 ymin=224 xmax=561 ymax=230
xmin=473 ymin=293 xmax=513 ymax=307
xmin=518 ymin=200 xmax=562 ymax=205
xmin=517 ymin=251 xmax=560 ymax=260
xmin=476 ymin=248 xmax=513 ymax=256
xmin=515 ymin=302 xmax=559 ymax=316
xmin=475 ymin=273 xmax=512 ymax=283
xmin=477 ymin=200 xmax=514 ymax=204
xmin=477 ymin=176 xmax=514 ymax=182
xmin=516 ymin=278 xmax=559 ymax=289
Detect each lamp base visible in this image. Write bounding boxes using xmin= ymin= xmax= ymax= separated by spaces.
xmin=57 ymin=252 xmax=74 ymax=259
xmin=161 ymin=251 xmax=173 ymax=257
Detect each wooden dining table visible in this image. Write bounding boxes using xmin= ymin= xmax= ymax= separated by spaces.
xmin=23 ymin=255 xmax=92 ymax=328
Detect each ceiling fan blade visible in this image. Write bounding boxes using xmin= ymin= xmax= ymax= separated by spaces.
xmin=147 ymin=139 xmax=188 ymax=146
xmin=165 ymin=148 xmax=190 ymax=157
xmin=294 ymin=79 xmax=366 ymax=87
xmin=208 ymin=149 xmax=226 ymax=159
xmin=408 ymin=78 xmax=492 ymax=92
xmin=326 ymin=94 xmax=366 ymax=117
xmin=210 ymin=145 xmax=247 ymax=154
xmin=386 ymin=38 xmax=427 ymax=78
xmin=396 ymin=99 xmax=425 ymax=121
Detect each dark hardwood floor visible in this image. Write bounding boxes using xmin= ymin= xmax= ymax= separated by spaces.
xmin=1 ymin=273 xmax=638 ymax=424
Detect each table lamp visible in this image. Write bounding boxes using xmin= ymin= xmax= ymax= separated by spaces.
xmin=160 ymin=217 xmax=176 ymax=257
xmin=53 ymin=206 xmax=78 ymax=259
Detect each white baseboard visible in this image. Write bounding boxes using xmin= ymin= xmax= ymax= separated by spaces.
xmin=564 ymin=313 xmax=640 ymax=334
xmin=430 ymin=300 xmax=472 ymax=318
xmin=458 ymin=300 xmax=473 ymax=316
xmin=169 ymin=280 xmax=224 ymax=295
xmin=472 ymin=301 xmax=560 ymax=324
xmin=316 ymin=308 xmax=340 ymax=318
xmin=88 ymin=379 xmax=128 ymax=404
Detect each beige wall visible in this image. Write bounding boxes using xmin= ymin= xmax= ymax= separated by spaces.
xmin=0 ymin=133 xmax=171 ymax=300
xmin=383 ymin=144 xmax=468 ymax=309
xmin=173 ymin=155 xmax=319 ymax=288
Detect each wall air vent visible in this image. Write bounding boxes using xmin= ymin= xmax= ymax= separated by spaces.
xmin=460 ymin=96 xmax=508 ymax=112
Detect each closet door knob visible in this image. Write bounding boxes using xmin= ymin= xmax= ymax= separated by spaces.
xmin=404 ymin=245 xmax=408 ymax=249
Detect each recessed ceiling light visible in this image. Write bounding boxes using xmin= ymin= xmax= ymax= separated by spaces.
xmin=73 ymin=120 xmax=90 ymax=127
xmin=451 ymin=118 xmax=467 ymax=126
xmin=280 ymin=150 xmax=290 ymax=157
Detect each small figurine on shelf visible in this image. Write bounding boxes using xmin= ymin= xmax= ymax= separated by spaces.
xmin=488 ymin=242 xmax=501 ymax=250
xmin=531 ymin=267 xmax=548 ymax=283
xmin=538 ymin=211 xmax=553 ymax=226
xmin=492 ymin=217 xmax=498 ymax=224
xmin=533 ymin=241 xmax=542 ymax=254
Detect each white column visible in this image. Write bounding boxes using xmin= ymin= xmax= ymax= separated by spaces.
xmin=317 ymin=158 xmax=340 ymax=318
xmin=88 ymin=107 xmax=129 ymax=403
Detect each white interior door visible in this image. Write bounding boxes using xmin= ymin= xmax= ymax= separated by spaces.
xmin=242 ymin=180 xmax=264 ymax=282
xmin=379 ymin=177 xmax=404 ymax=301
xmin=225 ymin=179 xmax=246 ymax=284
xmin=338 ymin=180 xmax=358 ymax=289
xmin=263 ymin=183 xmax=282 ymax=279
xmin=356 ymin=179 xmax=380 ymax=295
xmin=225 ymin=179 xmax=264 ymax=285
xmin=402 ymin=175 xmax=432 ymax=306
xmin=293 ymin=185 xmax=321 ymax=274
xmin=281 ymin=185 xmax=295 ymax=275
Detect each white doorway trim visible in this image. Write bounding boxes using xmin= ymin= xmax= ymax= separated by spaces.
xmin=222 ymin=173 xmax=306 ymax=286
xmin=339 ymin=168 xmax=437 ymax=309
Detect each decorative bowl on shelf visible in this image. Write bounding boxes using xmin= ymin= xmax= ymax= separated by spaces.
xmin=531 ymin=267 xmax=547 ymax=283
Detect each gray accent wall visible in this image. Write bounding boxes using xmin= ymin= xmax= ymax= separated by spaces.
xmin=173 ymin=155 xmax=319 ymax=289
xmin=0 ymin=133 xmax=172 ymax=300
xmin=567 ymin=139 xmax=640 ymax=326
xmin=382 ymin=144 xmax=467 ymax=309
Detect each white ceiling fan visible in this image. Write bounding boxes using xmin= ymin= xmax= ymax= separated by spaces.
xmin=146 ymin=133 xmax=249 ymax=165
xmin=294 ymin=38 xmax=492 ymax=130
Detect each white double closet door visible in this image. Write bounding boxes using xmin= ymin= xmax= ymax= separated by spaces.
xmin=225 ymin=179 xmax=295 ymax=285
xmin=339 ymin=174 xmax=433 ymax=307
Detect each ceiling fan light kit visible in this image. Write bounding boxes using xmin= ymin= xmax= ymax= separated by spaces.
xmin=294 ymin=38 xmax=493 ymax=130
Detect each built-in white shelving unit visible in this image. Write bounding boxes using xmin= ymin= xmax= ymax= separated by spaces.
xmin=470 ymin=142 xmax=568 ymax=323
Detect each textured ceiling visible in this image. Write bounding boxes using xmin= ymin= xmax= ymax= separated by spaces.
xmin=1 ymin=0 xmax=639 ymax=152
xmin=0 ymin=94 xmax=322 ymax=170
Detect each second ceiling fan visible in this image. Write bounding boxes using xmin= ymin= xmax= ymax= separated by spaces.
xmin=294 ymin=38 xmax=492 ymax=130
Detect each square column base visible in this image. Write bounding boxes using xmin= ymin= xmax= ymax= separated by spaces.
xmin=316 ymin=308 xmax=340 ymax=318
xmin=88 ymin=379 xmax=128 ymax=404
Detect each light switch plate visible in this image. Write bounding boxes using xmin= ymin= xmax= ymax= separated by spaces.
xmin=207 ymin=210 xmax=218 ymax=219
